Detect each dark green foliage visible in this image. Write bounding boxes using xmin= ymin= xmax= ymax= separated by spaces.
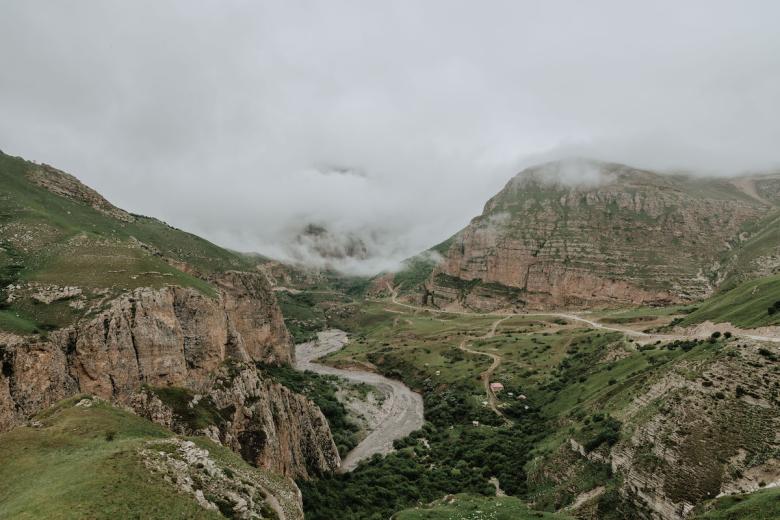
xmin=149 ymin=386 xmax=230 ymax=431
xmin=581 ymin=414 xmax=622 ymax=452
xmin=258 ymin=364 xmax=360 ymax=457
xmin=666 ymin=339 xmax=703 ymax=352
xmin=300 ymin=418 xmax=542 ymax=520
xmin=365 ymin=350 xmax=502 ymax=427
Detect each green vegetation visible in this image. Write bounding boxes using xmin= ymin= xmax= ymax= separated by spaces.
xmin=394 ymin=493 xmax=572 ymax=519
xmin=391 ymin=237 xmax=455 ymax=296
xmin=301 ymin=420 xmax=543 ymax=520
xmin=300 ymin=296 xmax=751 ymax=519
xmin=0 ymin=308 xmax=40 ymax=334
xmin=148 ymin=386 xmax=233 ymax=431
xmin=0 ymin=395 xmax=300 ymax=519
xmin=0 ymin=151 xmax=259 ymax=333
xmin=0 ymin=396 xmax=221 ymax=519
xmin=275 ymin=289 xmax=360 ymax=343
xmin=681 ymin=274 xmax=780 ymax=328
xmin=693 ymin=487 xmax=780 ymax=519
xmin=258 ymin=364 xmax=361 ymax=457
xmin=719 ymin=209 xmax=780 ymax=289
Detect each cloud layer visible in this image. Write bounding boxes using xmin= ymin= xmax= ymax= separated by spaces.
xmin=1 ymin=1 xmax=779 ymax=274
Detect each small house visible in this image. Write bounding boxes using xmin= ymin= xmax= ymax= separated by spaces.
xmin=489 ymin=382 xmax=504 ymax=393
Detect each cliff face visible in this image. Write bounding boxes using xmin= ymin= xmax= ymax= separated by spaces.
xmin=429 ymin=161 xmax=776 ymax=310
xmin=208 ymin=366 xmax=340 ymax=479
xmin=606 ymin=343 xmax=780 ymax=519
xmin=62 ymin=270 xmax=291 ymax=400
xmin=0 ymin=272 xmax=339 ymax=479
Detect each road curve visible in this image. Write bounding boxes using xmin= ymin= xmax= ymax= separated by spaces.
xmin=457 ymin=316 xmax=512 ymax=423
xmin=384 ymin=283 xmax=780 ymax=344
xmin=295 ymin=330 xmax=425 ymax=472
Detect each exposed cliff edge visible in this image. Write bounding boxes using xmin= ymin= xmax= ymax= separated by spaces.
xmin=414 ymin=160 xmax=780 ymax=310
xmin=0 ymin=271 xmax=339 ymax=479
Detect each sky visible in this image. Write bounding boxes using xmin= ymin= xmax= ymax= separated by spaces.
xmin=1 ymin=1 xmax=779 ymax=274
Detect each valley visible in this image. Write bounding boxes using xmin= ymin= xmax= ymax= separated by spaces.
xmin=294 ymin=329 xmax=424 ymax=472
xmin=1 ymin=152 xmax=778 ymax=519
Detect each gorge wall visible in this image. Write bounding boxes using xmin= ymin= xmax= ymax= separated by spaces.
xmin=0 ymin=270 xmax=339 ymax=479
xmin=426 ymin=161 xmax=779 ymax=310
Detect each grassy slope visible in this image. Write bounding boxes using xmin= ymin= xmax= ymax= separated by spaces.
xmin=394 ymin=494 xmax=571 ymax=520
xmin=720 ymin=209 xmax=780 ymax=289
xmin=0 ymin=395 xmax=297 ymax=519
xmin=388 ymin=237 xmax=455 ymax=296
xmin=0 ymin=396 xmax=220 ymax=519
xmin=693 ymin=487 xmax=780 ymax=519
xmin=681 ymin=274 xmax=780 ymax=328
xmin=0 ymin=152 xmax=256 ymax=333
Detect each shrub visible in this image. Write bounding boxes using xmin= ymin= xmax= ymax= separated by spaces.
xmin=104 ymin=430 xmax=116 ymax=442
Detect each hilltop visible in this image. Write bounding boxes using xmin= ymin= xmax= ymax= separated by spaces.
xmin=388 ymin=159 xmax=780 ymax=312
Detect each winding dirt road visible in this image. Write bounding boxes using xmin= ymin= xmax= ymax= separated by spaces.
xmin=457 ymin=316 xmax=512 ymax=423
xmin=385 ymin=284 xmax=780 ymax=344
xmin=295 ymin=330 xmax=425 ymax=472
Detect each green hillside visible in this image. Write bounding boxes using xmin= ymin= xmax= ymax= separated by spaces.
xmin=0 ymin=396 xmax=295 ymax=519
xmin=0 ymin=152 xmax=255 ymax=334
xmin=681 ymin=274 xmax=780 ymax=328
xmin=693 ymin=488 xmax=780 ymax=519
xmin=719 ymin=209 xmax=780 ymax=290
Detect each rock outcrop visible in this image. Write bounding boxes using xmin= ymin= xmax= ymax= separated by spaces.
xmin=607 ymin=343 xmax=780 ymax=519
xmin=428 ymin=160 xmax=777 ymax=310
xmin=535 ymin=341 xmax=780 ymax=520
xmin=0 ymin=272 xmax=338 ymax=479
xmin=132 ymin=365 xmax=341 ymax=479
xmin=27 ymin=163 xmax=135 ymax=222
xmin=140 ymin=437 xmax=304 ymax=519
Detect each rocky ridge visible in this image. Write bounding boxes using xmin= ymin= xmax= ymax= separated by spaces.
xmin=423 ymin=160 xmax=780 ymax=310
xmin=0 ymin=270 xmax=339 ymax=480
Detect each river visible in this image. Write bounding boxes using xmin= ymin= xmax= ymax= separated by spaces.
xmin=294 ymin=329 xmax=425 ymax=472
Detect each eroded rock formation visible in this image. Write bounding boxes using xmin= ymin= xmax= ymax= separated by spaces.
xmin=429 ymin=161 xmax=777 ymax=310
xmin=0 ymin=271 xmax=339 ymax=479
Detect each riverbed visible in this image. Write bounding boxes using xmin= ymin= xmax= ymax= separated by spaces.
xmin=294 ymin=329 xmax=425 ymax=472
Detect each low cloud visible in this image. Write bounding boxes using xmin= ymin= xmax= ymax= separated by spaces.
xmin=1 ymin=1 xmax=778 ymax=274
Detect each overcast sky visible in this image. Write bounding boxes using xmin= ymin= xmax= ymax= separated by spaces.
xmin=2 ymin=1 xmax=779 ymax=273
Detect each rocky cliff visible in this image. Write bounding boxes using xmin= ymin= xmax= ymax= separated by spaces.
xmin=528 ymin=339 xmax=780 ymax=520
xmin=426 ymin=160 xmax=779 ymax=310
xmin=1 ymin=152 xmax=341 ymax=484
xmin=0 ymin=271 xmax=339 ymax=479
xmin=606 ymin=341 xmax=780 ymax=519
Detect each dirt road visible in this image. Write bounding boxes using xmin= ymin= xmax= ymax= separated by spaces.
xmin=295 ymin=330 xmax=425 ymax=472
xmin=385 ymin=283 xmax=780 ymax=344
xmin=457 ymin=316 xmax=512 ymax=423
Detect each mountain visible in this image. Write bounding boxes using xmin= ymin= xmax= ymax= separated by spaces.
xmin=404 ymin=160 xmax=780 ymax=310
xmin=0 ymin=151 xmax=340 ymax=515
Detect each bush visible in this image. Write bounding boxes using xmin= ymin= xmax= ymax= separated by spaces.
xmin=582 ymin=416 xmax=622 ymax=452
xmin=105 ymin=430 xmax=116 ymax=442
